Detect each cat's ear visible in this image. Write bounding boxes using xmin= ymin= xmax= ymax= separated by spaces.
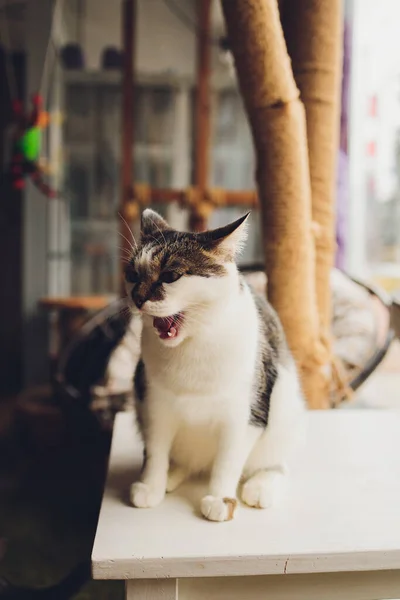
xmin=141 ymin=209 xmax=171 ymax=237
xmin=196 ymin=212 xmax=250 ymax=258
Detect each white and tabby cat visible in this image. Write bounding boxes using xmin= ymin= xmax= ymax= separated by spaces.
xmin=126 ymin=209 xmax=305 ymax=522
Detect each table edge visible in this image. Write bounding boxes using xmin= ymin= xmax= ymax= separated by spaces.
xmin=91 ymin=549 xmax=400 ymax=580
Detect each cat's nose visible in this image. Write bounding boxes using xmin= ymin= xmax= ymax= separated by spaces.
xmin=132 ymin=292 xmax=145 ymax=309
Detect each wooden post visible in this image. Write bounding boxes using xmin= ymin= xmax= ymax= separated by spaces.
xmin=119 ymin=0 xmax=135 ymax=294
xmin=221 ymin=0 xmax=329 ymax=408
xmin=282 ymin=0 xmax=343 ymax=377
xmin=190 ymin=0 xmax=212 ymax=232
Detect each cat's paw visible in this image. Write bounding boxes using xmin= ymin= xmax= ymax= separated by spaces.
xmin=241 ymin=471 xmax=284 ymax=509
xmin=130 ymin=482 xmax=165 ymax=508
xmin=201 ymin=495 xmax=237 ymax=522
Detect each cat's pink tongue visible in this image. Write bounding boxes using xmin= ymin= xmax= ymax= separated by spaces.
xmin=153 ymin=316 xmax=178 ymax=339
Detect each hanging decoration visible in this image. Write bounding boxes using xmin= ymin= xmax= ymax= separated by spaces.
xmin=8 ymin=93 xmax=57 ymax=197
xmin=0 ymin=0 xmax=63 ymax=199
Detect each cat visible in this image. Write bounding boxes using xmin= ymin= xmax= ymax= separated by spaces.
xmin=125 ymin=209 xmax=305 ymax=522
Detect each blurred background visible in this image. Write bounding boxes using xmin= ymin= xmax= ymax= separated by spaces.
xmin=0 ymin=0 xmax=400 ymax=598
xmin=2 ymin=0 xmax=400 ymax=394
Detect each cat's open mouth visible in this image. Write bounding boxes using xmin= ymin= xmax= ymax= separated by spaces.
xmin=153 ymin=313 xmax=184 ymax=340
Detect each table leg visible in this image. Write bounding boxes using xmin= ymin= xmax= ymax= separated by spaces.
xmin=126 ymin=579 xmax=179 ymax=600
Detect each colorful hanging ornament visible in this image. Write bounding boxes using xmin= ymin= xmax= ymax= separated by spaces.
xmin=8 ymin=93 xmax=57 ymax=198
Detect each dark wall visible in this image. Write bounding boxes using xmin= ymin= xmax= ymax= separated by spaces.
xmin=0 ymin=48 xmax=25 ymax=396
xmin=22 ymin=0 xmax=54 ymax=388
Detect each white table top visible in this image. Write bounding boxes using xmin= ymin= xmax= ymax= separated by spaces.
xmin=92 ymin=410 xmax=400 ymax=580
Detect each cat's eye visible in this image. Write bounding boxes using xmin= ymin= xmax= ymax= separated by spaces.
xmin=160 ymin=271 xmax=182 ymax=284
xmin=125 ymin=269 xmax=139 ymax=284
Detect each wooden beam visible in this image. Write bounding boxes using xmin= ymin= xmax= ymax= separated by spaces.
xmin=191 ymin=0 xmax=212 ymax=232
xmin=129 ymin=185 xmax=258 ymax=209
xmin=119 ymin=0 xmax=135 ymax=294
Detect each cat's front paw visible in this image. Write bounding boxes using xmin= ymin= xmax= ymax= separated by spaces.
xmin=130 ymin=482 xmax=165 ymax=508
xmin=241 ymin=471 xmax=284 ymax=509
xmin=201 ymin=495 xmax=237 ymax=522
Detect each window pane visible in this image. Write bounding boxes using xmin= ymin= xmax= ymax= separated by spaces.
xmin=63 ymin=79 xmax=176 ymax=295
xmin=210 ymin=89 xmax=262 ymax=266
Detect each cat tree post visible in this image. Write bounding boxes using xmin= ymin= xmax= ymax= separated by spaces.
xmin=190 ymin=0 xmax=212 ymax=232
xmin=221 ymin=0 xmax=328 ymax=408
xmin=282 ymin=0 xmax=343 ymax=391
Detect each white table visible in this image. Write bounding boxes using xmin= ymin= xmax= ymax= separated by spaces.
xmin=92 ymin=411 xmax=400 ymax=599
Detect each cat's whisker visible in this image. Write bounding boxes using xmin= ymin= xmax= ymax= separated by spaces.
xmin=182 ymin=316 xmax=207 ymax=329
xmin=118 ymin=249 xmax=132 ymax=257
xmin=118 ymin=231 xmax=137 ymax=255
xmin=118 ymin=248 xmax=133 ymax=262
xmin=100 ymin=300 xmax=133 ymax=328
xmin=185 ymin=305 xmax=209 ymax=319
xmin=175 ymin=311 xmax=207 ymax=329
xmin=144 ymin=232 xmax=166 ymax=248
xmin=118 ymin=244 xmax=132 ymax=253
xmin=118 ymin=212 xmax=138 ymax=249
xmin=149 ymin=217 xmax=167 ymax=249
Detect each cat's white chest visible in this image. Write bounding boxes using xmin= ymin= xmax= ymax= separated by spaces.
xmin=171 ymin=419 xmax=219 ymax=473
xmin=140 ymin=289 xmax=260 ymax=474
xmin=148 ymin=358 xmax=255 ymax=475
xmin=142 ymin=298 xmax=258 ymax=398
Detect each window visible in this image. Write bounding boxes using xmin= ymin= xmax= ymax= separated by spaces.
xmin=62 ymin=74 xmax=179 ymax=295
xmin=209 ymin=88 xmax=262 ymax=266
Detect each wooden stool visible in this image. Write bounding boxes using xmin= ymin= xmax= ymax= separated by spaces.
xmin=92 ymin=411 xmax=400 ymax=599
xmin=39 ymin=295 xmax=115 ymax=375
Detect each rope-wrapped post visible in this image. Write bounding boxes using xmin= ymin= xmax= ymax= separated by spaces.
xmin=282 ymin=0 xmax=343 ymax=387
xmin=191 ymin=0 xmax=212 ymax=232
xmin=221 ymin=0 xmax=329 ymax=408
